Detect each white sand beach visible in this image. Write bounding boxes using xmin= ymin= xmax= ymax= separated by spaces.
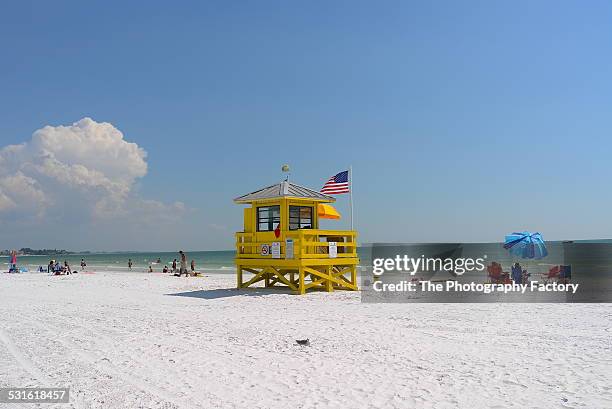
xmin=1 ymin=271 xmax=611 ymax=409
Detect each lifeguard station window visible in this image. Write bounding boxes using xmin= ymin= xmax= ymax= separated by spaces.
xmin=257 ymin=206 xmax=280 ymax=232
xmin=289 ymin=206 xmax=313 ymax=230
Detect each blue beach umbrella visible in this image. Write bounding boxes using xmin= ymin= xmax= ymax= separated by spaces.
xmin=504 ymin=232 xmax=548 ymax=259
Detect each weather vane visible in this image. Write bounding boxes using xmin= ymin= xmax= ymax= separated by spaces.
xmin=282 ymin=164 xmax=290 ymax=181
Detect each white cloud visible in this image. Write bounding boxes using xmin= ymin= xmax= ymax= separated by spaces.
xmin=0 ymin=191 xmax=16 ymax=212
xmin=0 ymin=172 xmax=49 ymax=218
xmin=0 ymin=118 xmax=185 ymax=227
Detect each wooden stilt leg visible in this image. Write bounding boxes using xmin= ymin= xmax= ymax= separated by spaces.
xmin=298 ymin=267 xmax=305 ymax=295
xmin=237 ymin=266 xmax=242 ymax=289
xmin=325 ymin=265 xmax=333 ymax=292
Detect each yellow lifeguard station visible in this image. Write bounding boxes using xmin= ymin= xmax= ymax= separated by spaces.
xmin=234 ymin=180 xmax=358 ymax=294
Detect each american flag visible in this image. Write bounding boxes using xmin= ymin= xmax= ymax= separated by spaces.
xmin=321 ymin=170 xmax=350 ymax=194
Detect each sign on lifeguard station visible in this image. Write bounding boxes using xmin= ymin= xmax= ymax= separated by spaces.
xmin=234 ymin=180 xmax=359 ymax=294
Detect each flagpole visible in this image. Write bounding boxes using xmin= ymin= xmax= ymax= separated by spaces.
xmin=349 ymin=165 xmax=354 ymax=230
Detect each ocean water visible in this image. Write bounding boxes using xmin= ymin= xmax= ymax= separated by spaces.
xmin=4 ymin=241 xmax=611 ymax=276
xmin=1 ymin=248 xmax=372 ymax=273
xmin=1 ymin=251 xmax=238 ymax=273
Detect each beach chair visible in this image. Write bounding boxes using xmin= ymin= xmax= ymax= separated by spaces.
xmin=559 ymin=265 xmax=571 ymax=283
xmin=487 ymin=262 xmax=503 ymax=284
xmin=542 ymin=266 xmax=560 ymax=284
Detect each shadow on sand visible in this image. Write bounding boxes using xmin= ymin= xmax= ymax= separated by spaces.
xmin=165 ymin=287 xmax=294 ymax=300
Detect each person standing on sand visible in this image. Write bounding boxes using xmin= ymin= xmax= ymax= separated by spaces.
xmin=172 ymin=259 xmax=177 ymax=274
xmin=128 ymin=259 xmax=133 ymax=271
xmin=179 ymin=251 xmax=187 ymax=276
xmin=80 ymin=259 xmax=86 ymax=271
xmin=190 ymin=260 xmax=195 ymax=275
xmin=511 ymin=262 xmax=522 ymax=285
xmin=9 ymin=250 xmax=17 ymax=271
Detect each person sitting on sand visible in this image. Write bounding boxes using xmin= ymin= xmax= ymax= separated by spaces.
xmin=521 ymin=268 xmax=530 ymax=284
xmin=148 ymin=265 xmax=153 ymax=273
xmin=162 ymin=265 xmax=169 ymax=274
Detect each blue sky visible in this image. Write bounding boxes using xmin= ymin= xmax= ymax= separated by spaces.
xmin=1 ymin=1 xmax=611 ymax=251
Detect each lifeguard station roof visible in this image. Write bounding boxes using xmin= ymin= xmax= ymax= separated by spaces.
xmin=234 ymin=181 xmax=335 ymax=203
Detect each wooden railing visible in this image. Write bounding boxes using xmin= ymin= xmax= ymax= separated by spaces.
xmin=236 ymin=229 xmax=358 ymax=259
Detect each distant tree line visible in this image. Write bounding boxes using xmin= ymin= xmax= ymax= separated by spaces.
xmin=0 ymin=248 xmax=72 ymax=256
